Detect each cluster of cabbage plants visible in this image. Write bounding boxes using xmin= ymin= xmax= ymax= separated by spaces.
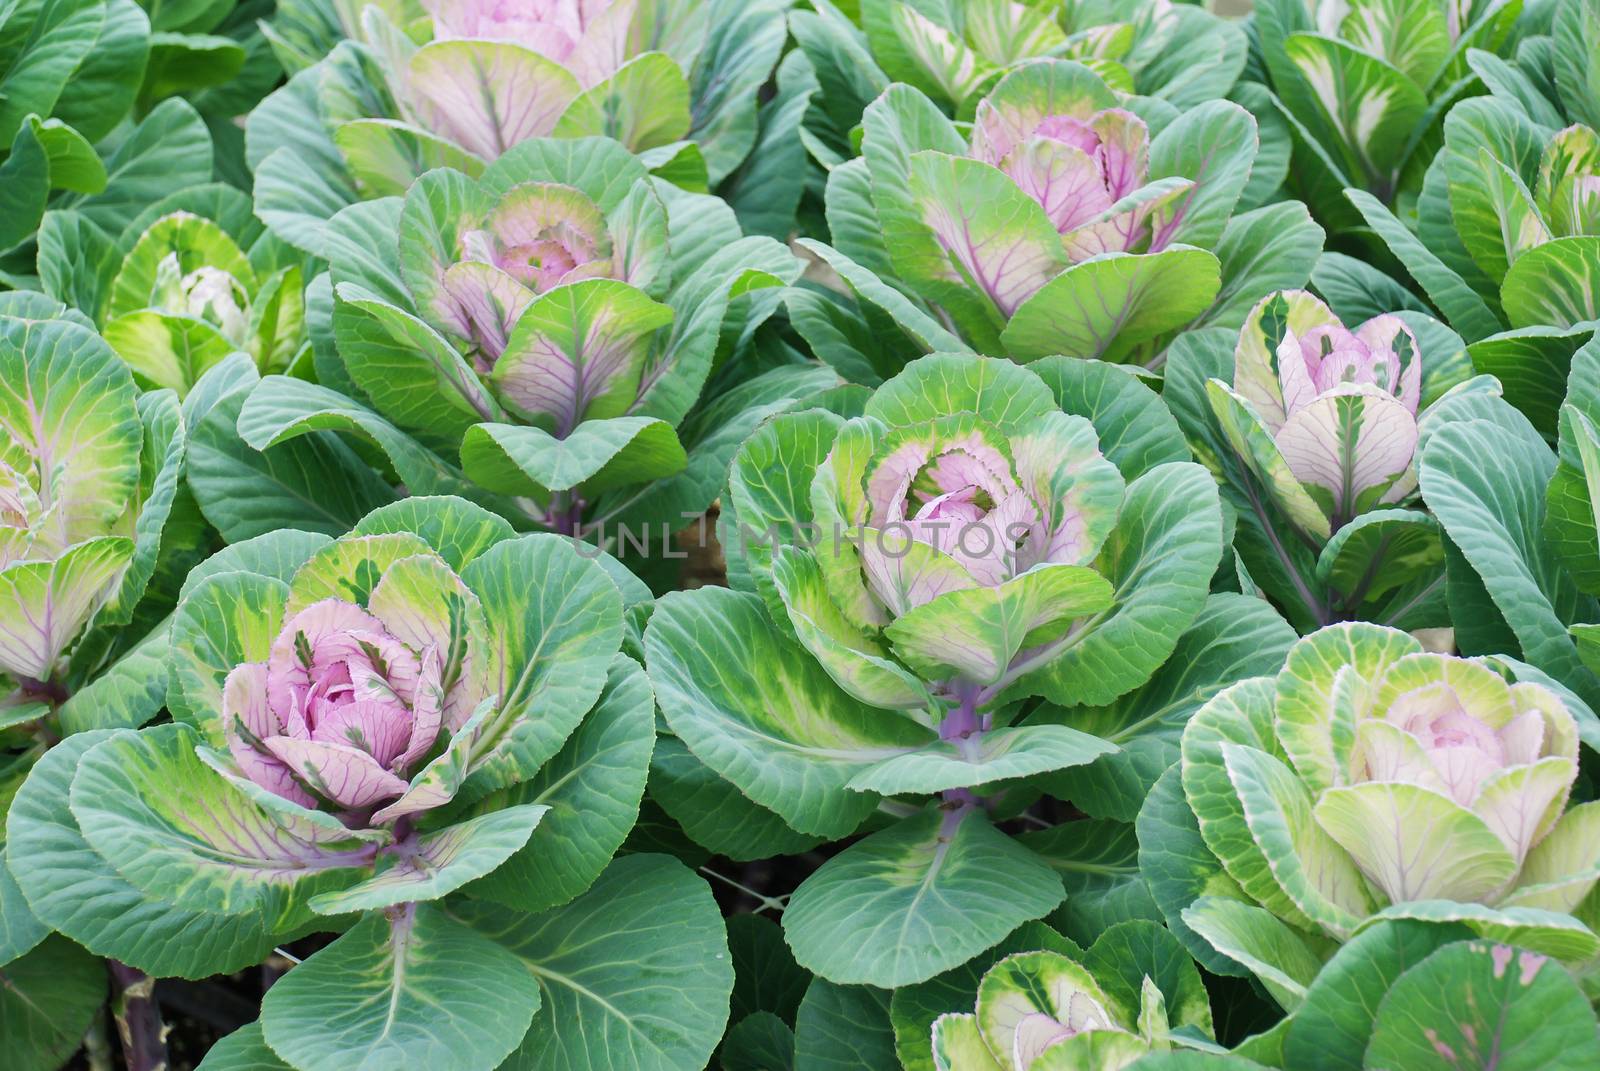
xmin=9 ymin=1 xmax=1600 ymax=1070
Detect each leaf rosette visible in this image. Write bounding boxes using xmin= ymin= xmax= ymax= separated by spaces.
xmin=798 ymin=58 xmax=1324 ymax=370
xmin=248 ymin=0 xmax=789 ymax=256
xmin=98 ymin=206 xmax=310 ymax=397
xmin=0 ymin=295 xmax=185 ymax=693
xmin=646 ymin=353 xmax=1226 ymax=989
xmin=1208 ymin=290 xmax=1429 ymax=541
xmin=5 ymin=489 xmax=703 ymax=1071
xmin=1251 ymin=0 xmax=1521 ymax=225
xmin=1340 ymin=0 xmax=1600 ymax=432
xmin=1159 ymin=621 xmax=1600 ymax=1010
xmin=929 ymin=943 xmax=1206 ymax=1071
xmin=242 ymin=135 xmax=806 ymax=536
xmin=1165 ymin=290 xmax=1479 ymax=633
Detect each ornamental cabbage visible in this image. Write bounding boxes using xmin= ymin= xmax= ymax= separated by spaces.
xmin=100 ymin=207 xmax=308 ymax=397
xmin=800 ymin=58 xmax=1318 ymax=368
xmin=920 ymin=920 xmax=1218 ymax=1071
xmin=225 ymin=598 xmax=462 ymax=819
xmin=249 ymin=0 xmax=788 ymax=257
xmin=1251 ymin=0 xmax=1520 ymax=219
xmin=861 ymin=0 xmax=1247 ymax=113
xmin=1163 ymin=289 xmax=1478 ymax=634
xmin=646 ymin=354 xmax=1224 ymax=990
xmin=1168 ymin=623 xmax=1600 ymax=1005
xmin=5 ymin=496 xmax=650 ymax=1071
xmin=934 ymin=952 xmax=1150 ymax=1071
xmin=0 ymin=296 xmax=185 ymax=692
xmin=250 ymin=136 xmax=804 ymax=539
xmin=746 ymin=353 xmax=1212 ymax=717
xmin=1208 ymin=290 xmax=1424 ymax=541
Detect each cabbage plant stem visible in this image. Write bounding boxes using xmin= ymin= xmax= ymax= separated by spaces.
xmin=109 ymin=960 xmax=168 ymax=1071
xmin=941 ymin=683 xmax=984 ymax=813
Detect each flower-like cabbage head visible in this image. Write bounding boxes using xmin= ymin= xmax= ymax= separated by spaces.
xmin=837 ymin=410 xmax=1124 ymax=622
xmin=323 ymin=137 xmax=796 ymax=524
xmin=312 ymin=0 xmax=709 ymax=199
xmin=0 ymin=297 xmax=184 ymax=686
xmin=847 ymin=59 xmax=1251 ymax=360
xmin=805 ymin=378 xmax=1125 ymax=697
xmin=1206 ymin=290 xmax=1423 ymax=542
xmin=707 ymin=353 xmax=1221 ymax=721
xmin=927 ymin=943 xmax=1211 ymax=1071
xmin=103 ymin=211 xmax=307 ymax=396
xmin=173 ymin=497 xmax=630 ymax=837
xmin=1322 ymin=650 xmax=1581 ymax=905
xmin=404 ymin=168 xmax=661 ymax=377
xmin=1176 ymin=623 xmax=1600 ymax=981
xmin=967 ymin=97 xmax=1179 ymax=262
xmin=224 ymin=599 xmax=455 ymax=818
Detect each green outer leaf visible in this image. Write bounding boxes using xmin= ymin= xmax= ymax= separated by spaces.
xmin=6 ymin=731 xmax=282 ymax=979
xmin=459 ymin=418 xmax=687 ymax=501
xmin=185 ymin=355 xmax=396 ymax=542
xmin=1148 ymin=99 xmax=1259 ymax=251
xmin=1181 ymin=896 xmax=1326 ymax=1011
xmin=1022 ymin=821 xmax=1163 ymax=947
xmin=1202 ymin=201 xmax=1326 ymax=333
xmin=0 ymin=936 xmax=105 ymax=1071
xmin=796 ymin=238 xmax=972 ymax=355
xmin=464 ymin=654 xmax=655 ymax=912
xmin=451 ymin=533 xmax=624 ymax=804
xmin=260 ymin=905 xmax=541 ymax=1071
xmin=1028 ymin=357 xmax=1191 ymax=480
xmin=794 ymin=979 xmax=899 ymax=1071
xmin=57 ymin=620 xmax=170 ymax=734
xmin=69 ymin=725 xmax=373 ymax=930
xmin=688 ymin=0 xmax=788 ymax=183
xmin=846 ymin=724 xmax=1119 ymax=795
xmin=1421 ymin=401 xmax=1600 ymax=725
xmin=1365 ymin=940 xmax=1600 ymax=1070
xmin=644 ymin=586 xmax=932 ymax=838
xmin=1041 ymin=592 xmax=1297 ymax=823
xmin=1000 ymin=247 xmax=1223 ymax=363
xmin=1501 ymin=236 xmax=1600 ymax=330
xmin=237 ymin=375 xmax=489 ymax=503
xmin=1283 ymin=919 xmax=1472 ymax=1071
xmin=307 ymin=804 xmax=547 ymax=915
xmin=728 ymin=912 xmax=809 ymax=1026
xmin=460 ymin=853 xmax=735 ymax=1071
xmin=647 ymin=735 xmax=825 ymax=861
xmin=194 ymin=1023 xmax=291 ymax=1071
xmin=1016 ymin=462 xmax=1223 ymax=708
xmin=1344 ymin=188 xmax=1503 ymax=342
xmin=782 ymin=807 xmax=1065 ymax=987
xmin=349 ymin=495 xmax=515 ymax=574
xmin=863 ymin=351 xmax=1057 ymax=432
xmin=1467 ymin=326 xmax=1592 ymax=440
xmin=0 ymin=846 xmax=46 ymax=967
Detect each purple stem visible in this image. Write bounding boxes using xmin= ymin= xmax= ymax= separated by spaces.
xmin=941 ymin=682 xmax=983 ymax=810
xmin=549 ymin=493 xmax=585 ymax=539
xmin=109 ymin=961 xmax=168 ymax=1071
